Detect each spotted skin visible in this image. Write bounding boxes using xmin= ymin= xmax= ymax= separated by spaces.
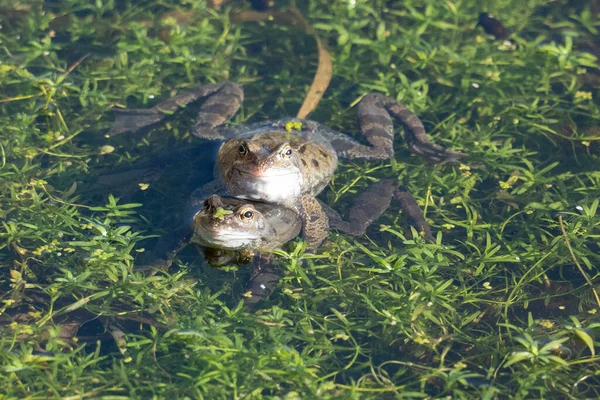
xmin=299 ymin=195 xmax=329 ymax=249
xmin=216 ymin=130 xmax=337 ymax=204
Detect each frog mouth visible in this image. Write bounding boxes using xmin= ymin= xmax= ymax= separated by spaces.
xmin=193 ymin=220 xmax=260 ymax=248
xmin=232 ymin=166 xmax=297 ymax=179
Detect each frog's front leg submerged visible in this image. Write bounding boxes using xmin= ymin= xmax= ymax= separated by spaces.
xmin=243 ymin=252 xmax=281 ymax=307
xmin=299 ymin=195 xmax=330 ymax=250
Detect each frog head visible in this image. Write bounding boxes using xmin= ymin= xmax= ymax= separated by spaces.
xmin=192 ymin=195 xmax=275 ymax=250
xmin=216 ymin=131 xmax=305 ymax=206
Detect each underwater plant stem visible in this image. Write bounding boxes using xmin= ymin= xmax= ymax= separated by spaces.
xmin=558 ymin=215 xmax=600 ymax=308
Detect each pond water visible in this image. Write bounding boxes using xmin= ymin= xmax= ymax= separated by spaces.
xmin=1 ymin=1 xmax=599 ymax=398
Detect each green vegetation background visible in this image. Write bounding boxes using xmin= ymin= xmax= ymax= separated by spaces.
xmin=1 ymin=0 xmax=599 ymax=398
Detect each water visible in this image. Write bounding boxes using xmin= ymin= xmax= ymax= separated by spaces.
xmin=1 ymin=1 xmax=599 ymax=398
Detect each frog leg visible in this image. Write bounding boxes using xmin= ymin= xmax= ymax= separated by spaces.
xmin=359 ymin=94 xmax=466 ymax=163
xmin=140 ymin=224 xmax=195 ymax=272
xmin=394 ymin=185 xmax=434 ymax=241
xmin=324 ymin=179 xmax=434 ymax=240
xmin=189 ymin=179 xmax=226 ymax=203
xmin=243 ymin=252 xmax=281 ymax=308
xmin=316 ymin=94 xmax=464 ymax=163
xmin=107 ymin=82 xmax=243 ymax=139
xmin=318 ymin=200 xmax=344 ymax=227
xmin=325 ymin=179 xmax=396 ymax=236
xmin=190 ymin=82 xmax=244 ymax=140
xmin=300 ymin=195 xmax=330 ymax=250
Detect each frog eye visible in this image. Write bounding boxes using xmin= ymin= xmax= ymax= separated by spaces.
xmin=240 ymin=208 xmax=254 ymax=220
xmin=281 ymin=145 xmax=293 ymax=158
xmin=238 ymin=143 xmax=248 ymax=157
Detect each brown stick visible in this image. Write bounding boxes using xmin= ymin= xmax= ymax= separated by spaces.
xmin=230 ymin=8 xmax=332 ymax=119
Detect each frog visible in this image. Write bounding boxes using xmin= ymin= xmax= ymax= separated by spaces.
xmin=146 ymin=193 xmax=299 ymax=271
xmin=150 ymin=179 xmax=414 ymax=305
xmin=150 ymin=178 xmax=404 ymax=269
xmin=109 ymin=81 xmax=464 ymax=248
xmin=192 ymin=194 xmax=303 ymax=251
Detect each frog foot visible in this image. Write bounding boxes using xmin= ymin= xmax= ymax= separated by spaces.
xmin=394 ymin=185 xmax=434 ymax=241
xmin=243 ymin=253 xmax=280 ymax=308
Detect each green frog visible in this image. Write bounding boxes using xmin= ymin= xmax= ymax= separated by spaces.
xmin=109 ymin=82 xmax=463 ymax=248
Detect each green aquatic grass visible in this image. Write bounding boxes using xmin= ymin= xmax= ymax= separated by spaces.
xmin=1 ymin=0 xmax=600 ymax=398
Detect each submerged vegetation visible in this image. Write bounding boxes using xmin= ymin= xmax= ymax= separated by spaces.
xmin=1 ymin=0 xmax=600 ymax=398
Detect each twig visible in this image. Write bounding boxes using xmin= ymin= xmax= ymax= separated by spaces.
xmin=230 ymin=8 xmax=332 ymax=118
xmin=64 ymin=53 xmax=91 ymax=76
xmin=152 ymin=334 xmax=172 ymax=379
xmin=558 ymin=215 xmax=600 ymax=308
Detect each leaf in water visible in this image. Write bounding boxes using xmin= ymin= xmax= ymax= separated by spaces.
xmin=99 ymin=145 xmax=115 ymax=155
xmin=212 ymin=207 xmax=233 ymax=220
xmin=60 ymin=290 xmax=110 ymax=313
xmin=296 ymin=32 xmax=332 ymax=119
xmin=62 ymin=296 xmax=92 ymax=313
xmin=503 ymin=351 xmax=534 ymax=368
xmin=539 ymin=337 xmax=569 ymax=354
xmin=573 ymin=329 xmax=596 ymax=357
xmin=9 ymin=270 xmax=22 ymax=282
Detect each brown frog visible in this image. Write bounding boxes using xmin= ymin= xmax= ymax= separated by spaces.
xmin=146 ymin=193 xmax=298 ymax=270
xmin=150 ymin=179 xmax=406 ymax=268
xmin=193 ymin=194 xmax=302 ymax=251
xmin=109 ymin=82 xmax=463 ymax=248
xmin=152 ymin=180 xmax=420 ymax=305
